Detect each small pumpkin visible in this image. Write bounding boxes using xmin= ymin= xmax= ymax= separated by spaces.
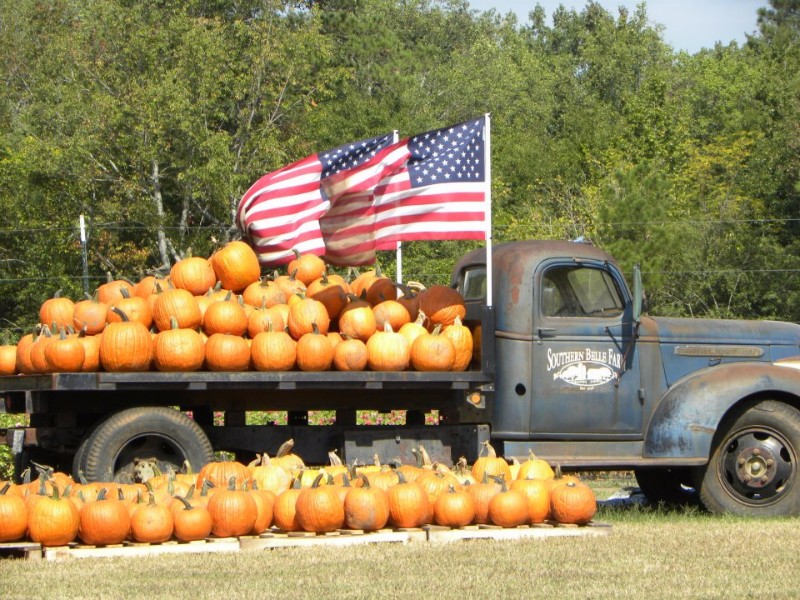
xmin=287 ymin=298 xmax=330 ymax=339
xmin=130 ymin=492 xmax=174 ymax=543
xmin=79 ymin=488 xmax=131 ymax=545
xmin=332 ymin=336 xmax=369 ymax=372
xmin=202 ymin=292 xmax=248 ymax=336
xmin=417 ymin=285 xmax=466 ymax=329
xmin=152 ymin=288 xmax=202 ymax=332
xmin=487 ymin=477 xmax=529 ymax=528
xmin=250 ymin=325 xmax=296 ymax=372
xmin=172 ymin=495 xmax=213 ymax=542
xmin=287 ymin=250 xmax=326 ymax=287
xmin=471 ymin=441 xmax=512 ymax=484
xmin=387 ymin=471 xmax=429 ymax=529
xmin=0 ymin=482 xmax=28 ymax=542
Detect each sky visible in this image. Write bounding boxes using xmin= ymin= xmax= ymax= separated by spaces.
xmin=467 ymin=0 xmax=768 ymax=54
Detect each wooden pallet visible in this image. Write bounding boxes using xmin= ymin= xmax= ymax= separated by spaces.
xmin=239 ymin=528 xmax=426 ymax=550
xmin=423 ymin=521 xmax=611 ymax=543
xmin=0 ymin=522 xmax=610 ymax=560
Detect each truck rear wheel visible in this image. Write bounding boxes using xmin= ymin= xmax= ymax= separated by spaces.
xmin=80 ymin=407 xmax=214 ymax=483
xmin=697 ymin=399 xmax=800 ymax=516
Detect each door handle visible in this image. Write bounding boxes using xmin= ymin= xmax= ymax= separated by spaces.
xmin=537 ymin=327 xmax=557 ymax=338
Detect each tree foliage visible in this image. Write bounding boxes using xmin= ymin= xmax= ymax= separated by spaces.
xmin=0 ymin=0 xmax=798 ymax=335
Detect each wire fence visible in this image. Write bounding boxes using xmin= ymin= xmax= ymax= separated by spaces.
xmin=2 ymin=217 xmax=799 ymax=337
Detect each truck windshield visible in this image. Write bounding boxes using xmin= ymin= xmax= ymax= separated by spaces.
xmin=542 ymin=265 xmax=624 ymax=318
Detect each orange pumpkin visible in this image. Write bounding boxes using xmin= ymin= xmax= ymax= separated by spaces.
xmin=287 ymin=250 xmax=326 ymax=287
xmin=410 ymin=325 xmax=455 ymax=371
xmin=99 ymin=309 xmax=152 ymax=372
xmin=205 ymin=333 xmax=250 ymax=371
xmin=170 ymin=256 xmax=217 ymax=296
xmin=210 ymin=240 xmax=261 ymax=293
xmin=549 ymin=480 xmax=596 ymax=525
xmin=39 ymin=291 xmax=75 ymax=331
xmin=366 ymin=323 xmax=410 ymax=371
xmin=417 ymin=285 xmax=466 ymax=329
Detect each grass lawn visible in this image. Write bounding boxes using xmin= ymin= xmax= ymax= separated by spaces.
xmin=2 ymin=473 xmax=798 ymax=599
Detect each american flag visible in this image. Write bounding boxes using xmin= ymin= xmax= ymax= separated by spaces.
xmin=236 ymin=133 xmax=396 ymax=265
xmin=320 ymin=116 xmax=487 ymax=265
xmin=237 ymin=116 xmax=488 ymax=267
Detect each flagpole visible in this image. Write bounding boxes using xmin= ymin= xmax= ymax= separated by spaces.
xmin=392 ymin=129 xmax=403 ymax=284
xmin=484 ymin=113 xmax=493 ymax=308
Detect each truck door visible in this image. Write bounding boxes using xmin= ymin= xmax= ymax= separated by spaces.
xmin=530 ymin=259 xmax=643 ymax=436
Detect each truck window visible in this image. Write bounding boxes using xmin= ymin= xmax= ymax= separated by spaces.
xmin=541 ymin=266 xmax=624 ymax=318
xmin=460 ymin=267 xmax=486 ymax=301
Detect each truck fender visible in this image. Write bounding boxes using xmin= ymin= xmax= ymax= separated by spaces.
xmin=643 ymin=361 xmax=800 ymax=460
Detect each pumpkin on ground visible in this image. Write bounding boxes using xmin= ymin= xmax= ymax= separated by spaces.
xmin=344 ymin=475 xmax=390 ymax=531
xmin=549 ymin=480 xmax=597 ymax=525
xmin=79 ymin=488 xmax=131 ymax=545
xmin=207 ymin=476 xmax=257 ymax=537
xmin=295 ymin=473 xmax=345 ymax=533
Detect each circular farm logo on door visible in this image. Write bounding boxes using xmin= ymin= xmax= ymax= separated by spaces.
xmin=546 ymin=348 xmax=621 ymax=388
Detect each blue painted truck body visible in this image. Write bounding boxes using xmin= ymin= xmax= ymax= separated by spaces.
xmin=452 ymin=240 xmax=800 ymax=470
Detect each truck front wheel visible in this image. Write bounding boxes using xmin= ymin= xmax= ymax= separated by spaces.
xmin=79 ymin=407 xmax=214 ymax=483
xmin=697 ymin=399 xmax=800 ymax=516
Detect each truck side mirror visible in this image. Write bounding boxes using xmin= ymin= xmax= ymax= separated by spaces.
xmin=632 ymin=264 xmax=643 ymax=322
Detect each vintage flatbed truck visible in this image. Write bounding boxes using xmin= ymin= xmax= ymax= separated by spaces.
xmin=3 ymin=239 xmax=800 ymax=517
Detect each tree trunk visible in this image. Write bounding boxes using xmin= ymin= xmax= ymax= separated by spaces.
xmin=151 ymin=160 xmax=172 ymax=270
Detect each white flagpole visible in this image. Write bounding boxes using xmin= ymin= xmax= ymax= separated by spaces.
xmin=392 ymin=129 xmax=403 ymax=284
xmin=484 ymin=113 xmax=493 ymax=308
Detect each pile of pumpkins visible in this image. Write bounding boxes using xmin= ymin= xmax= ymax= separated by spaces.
xmin=0 ymin=442 xmax=596 ymax=547
xmin=0 ymin=240 xmax=477 ymax=376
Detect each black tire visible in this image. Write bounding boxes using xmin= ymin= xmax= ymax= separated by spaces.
xmin=634 ymin=467 xmax=698 ymax=505
xmin=697 ymin=400 xmax=800 ymax=516
xmin=82 ymin=407 xmax=214 ymax=483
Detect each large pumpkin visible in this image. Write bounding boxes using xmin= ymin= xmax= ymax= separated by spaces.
xmin=205 ymin=333 xmax=251 ymax=372
xmin=295 ymin=473 xmax=345 ymax=533
xmin=152 ymin=288 xmax=202 ymax=331
xmin=207 ymin=476 xmax=257 ymax=537
xmin=366 ymin=323 xmax=410 ymax=371
xmin=417 ymin=285 xmax=466 ymax=329
xmin=79 ymin=488 xmax=131 ymax=545
xmin=39 ymin=291 xmax=75 ymax=331
xmin=287 ymin=298 xmax=330 ymax=339
xmin=549 ymin=480 xmax=596 ymax=525
xmin=251 ymin=326 xmax=296 ymax=371
xmin=99 ymin=309 xmax=152 ymax=372
xmin=153 ymin=319 xmax=205 ymax=372
xmin=210 ymin=240 xmax=261 ymax=293
xmin=344 ymin=475 xmax=390 ymax=531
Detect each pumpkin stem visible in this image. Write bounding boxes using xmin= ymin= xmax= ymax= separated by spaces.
xmin=328 ymin=450 xmax=343 ymax=467
xmin=276 ymin=439 xmax=295 ymax=458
